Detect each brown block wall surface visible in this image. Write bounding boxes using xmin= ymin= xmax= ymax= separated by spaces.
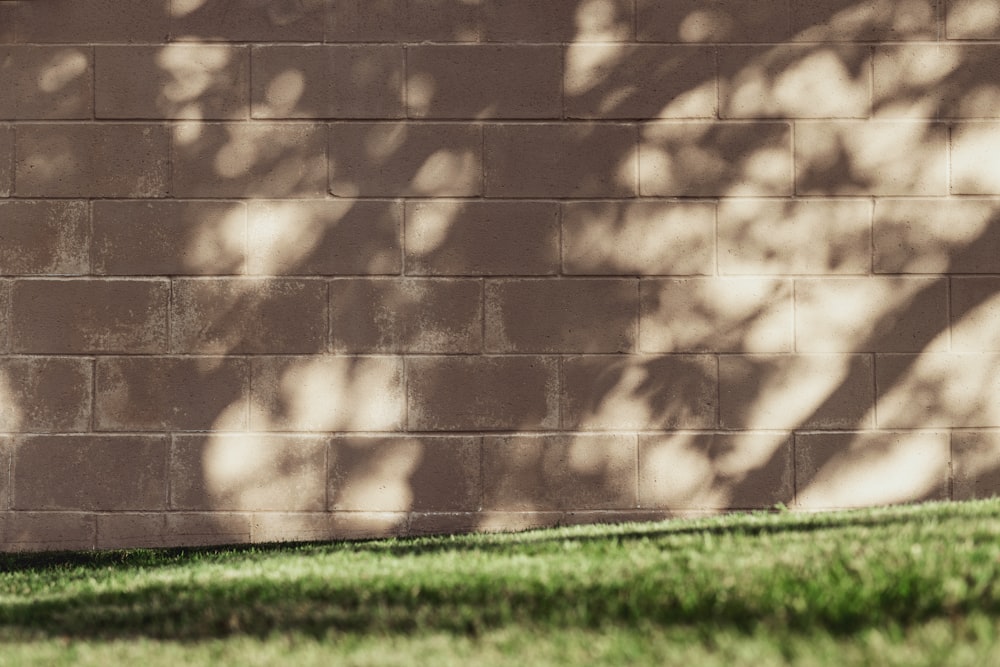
xmin=2 ymin=0 xmax=997 ymax=551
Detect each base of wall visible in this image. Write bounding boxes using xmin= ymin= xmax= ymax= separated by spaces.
xmin=0 ymin=502 xmax=968 ymax=552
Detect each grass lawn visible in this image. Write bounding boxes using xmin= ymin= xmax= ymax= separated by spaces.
xmin=3 ymin=500 xmax=1000 ymax=665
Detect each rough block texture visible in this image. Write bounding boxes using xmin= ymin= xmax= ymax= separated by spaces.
xmin=95 ymin=45 xmax=249 ymax=120
xmin=2 ymin=1 xmax=997 ymax=550
xmin=15 ymin=124 xmax=170 ymax=197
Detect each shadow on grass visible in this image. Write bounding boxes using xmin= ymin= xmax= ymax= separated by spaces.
xmin=2 ymin=500 xmax=999 ymax=642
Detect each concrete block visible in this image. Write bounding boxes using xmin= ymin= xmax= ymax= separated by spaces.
xmin=407 ymin=356 xmax=559 ymax=431
xmin=947 ymin=0 xmax=1000 ymax=38
xmin=329 ymin=122 xmax=482 ymax=197
xmin=640 ymin=278 xmax=793 ymax=353
xmin=795 ymin=121 xmax=948 ymax=196
xmin=483 ymin=0 xmax=633 ymax=42
xmin=952 ymin=277 xmax=1000 ymax=352
xmin=96 ymin=45 xmax=249 ymax=120
xmin=563 ymin=201 xmax=715 ymax=276
xmin=565 ymin=44 xmax=716 ymax=119
xmin=407 ymin=45 xmax=561 ymax=119
xmin=874 ymin=199 xmax=1000 ymax=274
xmin=93 ymin=200 xmax=246 ymax=276
xmin=0 ymin=46 xmax=92 ymax=119
xmin=171 ymin=0 xmax=325 ymax=42
xmin=874 ymin=45 xmax=1000 ymax=118
xmin=790 ymin=0 xmax=937 ymax=41
xmin=875 ymin=353 xmax=1000 ymax=428
xmin=794 ymin=277 xmax=948 ymax=352
xmin=171 ymin=434 xmax=327 ymax=511
xmin=0 ymin=512 xmax=95 ymax=552
xmin=485 ymin=123 xmax=637 ymax=197
xmin=17 ymin=0 xmax=170 ymax=43
xmin=486 ymin=278 xmax=637 ymax=353
xmin=172 ymin=122 xmax=326 ymax=197
xmin=326 ymin=0 xmax=482 ymax=42
xmin=482 ymin=434 xmax=637 ymax=511
xmin=639 ymin=432 xmax=793 ymax=509
xmin=405 ymin=200 xmax=559 ymax=276
xmin=638 ymin=0 xmax=792 ymax=42
xmin=720 ymin=45 xmax=870 ymax=118
xmin=10 ymin=279 xmax=168 ymax=353
xmin=718 ymin=199 xmax=871 ymax=275
xmin=0 ymin=200 xmax=89 ymax=275
xmin=330 ymin=436 xmax=481 ymax=511
xmin=795 ymin=431 xmax=949 ymax=510
xmin=165 ymin=512 xmax=252 ymax=547
xmin=248 ymin=200 xmax=402 ymax=276
xmin=250 ymin=356 xmax=404 ymax=431
xmin=170 ymin=278 xmax=327 ymax=354
xmin=252 ymin=45 xmax=403 ymax=119
xmin=954 ymin=430 xmax=1000 ymax=500
xmin=719 ymin=354 xmax=874 ymax=430
xmin=15 ymin=124 xmax=169 ymax=197
xmin=95 ymin=356 xmax=249 ymax=431
xmin=0 ymin=357 xmax=92 ymax=433
xmin=952 ymin=122 xmax=1000 ymax=194
xmin=640 ymin=121 xmax=792 ymax=196
xmin=562 ymin=355 xmax=717 ymax=430
xmin=330 ymin=278 xmax=482 ymax=353
xmin=13 ymin=435 xmax=168 ymax=511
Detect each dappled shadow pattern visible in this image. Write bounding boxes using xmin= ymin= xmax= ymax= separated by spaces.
xmin=2 ymin=0 xmax=1000 ymax=550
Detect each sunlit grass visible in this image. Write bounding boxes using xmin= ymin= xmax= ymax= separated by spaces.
xmin=2 ymin=500 xmax=1000 ymax=665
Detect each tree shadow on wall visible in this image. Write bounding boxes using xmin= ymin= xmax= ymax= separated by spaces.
xmin=4 ymin=0 xmax=1000 ymax=547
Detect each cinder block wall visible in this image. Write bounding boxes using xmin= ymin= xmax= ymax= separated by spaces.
xmin=2 ymin=0 xmax=1000 ymax=551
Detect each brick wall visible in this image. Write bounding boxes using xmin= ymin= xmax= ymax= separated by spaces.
xmin=2 ymin=0 xmax=1000 ymax=550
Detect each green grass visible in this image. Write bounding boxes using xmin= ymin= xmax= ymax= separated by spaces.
xmin=3 ymin=500 xmax=1000 ymax=665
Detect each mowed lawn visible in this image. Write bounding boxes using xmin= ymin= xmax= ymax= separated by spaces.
xmin=3 ymin=500 xmax=1000 ymax=666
